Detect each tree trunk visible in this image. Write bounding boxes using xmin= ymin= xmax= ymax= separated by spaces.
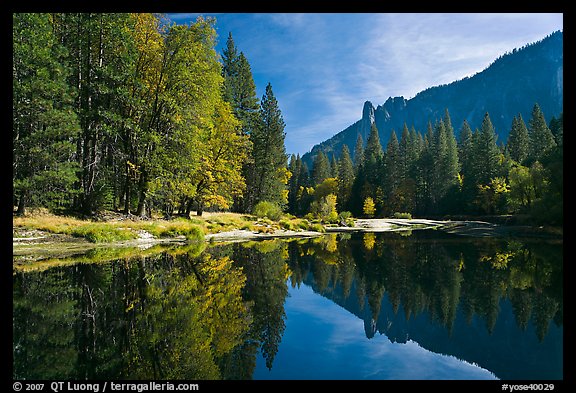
xmin=136 ymin=191 xmax=146 ymax=217
xmin=123 ymin=165 xmax=131 ymax=214
xmin=16 ymin=192 xmax=27 ymax=216
xmin=135 ymin=168 xmax=148 ymax=217
xmin=185 ymin=198 xmax=194 ymax=218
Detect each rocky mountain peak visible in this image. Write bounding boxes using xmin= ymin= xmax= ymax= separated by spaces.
xmin=301 ymin=31 xmax=562 ymax=168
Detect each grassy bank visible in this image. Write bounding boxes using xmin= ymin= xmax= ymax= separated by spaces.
xmin=13 ymin=209 xmax=323 ymax=244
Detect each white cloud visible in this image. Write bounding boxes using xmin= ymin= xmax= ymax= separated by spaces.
xmin=168 ymin=12 xmax=563 ymax=155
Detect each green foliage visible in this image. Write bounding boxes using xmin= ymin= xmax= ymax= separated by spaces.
xmin=393 ymin=212 xmax=412 ymax=219
xmin=11 ymin=12 xmax=561 ymax=226
xmin=508 ymin=115 xmax=530 ymax=164
xmin=314 ymin=194 xmax=338 ymax=223
xmin=71 ymin=224 xmax=138 ymax=243
xmin=244 ymin=83 xmax=288 ymax=210
xmin=338 ymin=211 xmax=353 ymax=220
xmin=252 ymin=201 xmax=283 ymax=221
xmin=311 ymin=151 xmax=331 ymax=186
xmin=313 ymin=177 xmax=338 ymax=200
xmin=152 ymin=220 xmax=205 ymax=241
xmin=309 ymin=223 xmax=326 ymax=233
xmin=528 ymin=103 xmax=556 ymax=163
xmin=338 ymin=211 xmax=355 ymax=227
xmin=353 ymin=134 xmax=365 ymax=171
xmin=13 ymin=13 xmax=81 ymax=215
xmin=337 ymin=145 xmax=355 ymax=211
xmin=12 ymin=13 xmax=279 ymax=219
xmin=476 ymin=177 xmax=510 ymax=215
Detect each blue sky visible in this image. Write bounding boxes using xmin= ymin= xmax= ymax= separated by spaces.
xmin=167 ymin=13 xmax=563 ymax=156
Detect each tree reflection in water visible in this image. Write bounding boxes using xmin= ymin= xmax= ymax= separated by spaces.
xmin=13 ymin=231 xmax=562 ymax=379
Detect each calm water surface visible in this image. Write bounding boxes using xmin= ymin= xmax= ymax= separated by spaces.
xmin=13 ymin=231 xmax=563 ymax=380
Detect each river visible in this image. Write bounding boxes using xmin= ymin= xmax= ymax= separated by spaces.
xmin=13 ymin=230 xmax=563 ymax=380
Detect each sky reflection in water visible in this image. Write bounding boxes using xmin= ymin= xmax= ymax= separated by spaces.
xmin=255 ymin=282 xmax=497 ymax=380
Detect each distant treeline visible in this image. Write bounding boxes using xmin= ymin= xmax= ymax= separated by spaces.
xmin=287 ymin=105 xmax=562 ymax=224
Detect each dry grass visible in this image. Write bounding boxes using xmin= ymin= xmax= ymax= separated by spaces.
xmin=13 ymin=210 xmax=204 ymax=243
xmin=13 ymin=209 xmax=322 ymax=243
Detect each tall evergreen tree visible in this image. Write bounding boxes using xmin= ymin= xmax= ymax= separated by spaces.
xmin=353 ymin=134 xmax=365 ymax=173
xmin=287 ymin=154 xmax=302 ymax=215
xmin=330 ymin=154 xmax=339 ymax=178
xmin=245 ymin=83 xmax=288 ymax=210
xmin=458 ymin=120 xmax=474 ymax=173
xmin=473 ymin=112 xmax=501 ymax=186
xmin=399 ymin=124 xmax=411 ymax=180
xmin=414 ymin=122 xmax=435 ymax=214
xmin=507 ymin=114 xmax=530 ymax=164
xmin=363 ymin=123 xmax=383 ymax=199
xmin=443 ymin=108 xmax=454 ymax=136
xmin=221 ymin=32 xmax=239 ymax=105
xmin=548 ymin=113 xmax=563 ymax=147
xmin=408 ymin=126 xmax=423 ymax=176
xmin=457 ymin=120 xmax=475 ymax=210
xmin=54 ymin=13 xmax=138 ymax=214
xmin=13 ymin=13 xmax=81 ymax=215
xmin=337 ymin=145 xmax=355 ymax=212
xmin=220 ymin=33 xmax=260 ymax=212
xmin=430 ymin=117 xmax=459 ymax=211
xmin=348 ymin=164 xmax=367 ymax=217
xmin=528 ymin=103 xmax=556 ymax=162
xmin=384 ymin=129 xmax=401 ymax=197
xmin=311 ymin=151 xmax=331 ymax=186
xmin=365 ymin=123 xmax=383 ymax=163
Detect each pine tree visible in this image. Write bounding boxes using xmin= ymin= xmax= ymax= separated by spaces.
xmin=364 ymin=123 xmax=383 ymax=193
xmin=220 ymin=33 xmax=260 ymax=212
xmin=473 ymin=113 xmax=501 ymax=186
xmin=399 ymin=124 xmax=411 ymax=180
xmin=528 ymin=103 xmax=556 ymax=162
xmin=337 ymin=145 xmax=354 ymax=212
xmin=13 ymin=13 xmax=81 ymax=215
xmin=408 ymin=126 xmax=423 ymax=176
xmin=348 ymin=164 xmax=366 ymax=217
xmin=245 ymin=83 xmax=288 ymax=210
xmin=353 ymin=134 xmax=365 ymax=173
xmin=458 ymin=120 xmax=474 ymax=172
xmin=311 ymin=151 xmax=331 ymax=186
xmin=221 ymin=32 xmax=239 ymax=105
xmin=548 ymin=113 xmax=563 ymax=147
xmin=414 ymin=122 xmax=435 ymax=214
xmin=365 ymin=123 xmax=383 ymax=163
xmin=507 ymin=114 xmax=530 ymax=164
xmin=443 ymin=108 xmax=454 ymax=136
xmin=457 ymin=120 xmax=476 ymax=210
xmin=430 ymin=116 xmax=459 ymax=211
xmin=287 ymin=154 xmax=302 ymax=215
xmin=330 ymin=154 xmax=339 ymax=178
xmin=385 ymin=129 xmax=401 ymax=196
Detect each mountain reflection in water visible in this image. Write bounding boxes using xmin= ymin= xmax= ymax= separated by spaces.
xmin=13 ymin=230 xmax=562 ymax=380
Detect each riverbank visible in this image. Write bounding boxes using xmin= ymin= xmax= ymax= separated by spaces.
xmin=13 ymin=211 xmax=562 ymax=260
xmin=12 ymin=210 xmax=324 ymax=258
